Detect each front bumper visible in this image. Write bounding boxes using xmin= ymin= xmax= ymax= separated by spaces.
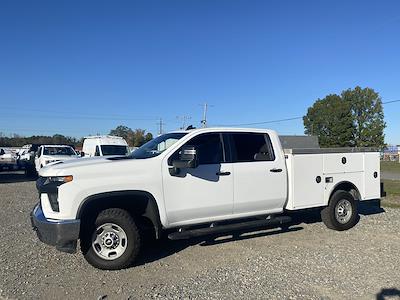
xmin=30 ymin=204 xmax=80 ymax=253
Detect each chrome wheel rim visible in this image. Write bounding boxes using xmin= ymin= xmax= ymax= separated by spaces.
xmin=91 ymin=223 xmax=127 ymax=260
xmin=335 ymin=199 xmax=353 ymax=224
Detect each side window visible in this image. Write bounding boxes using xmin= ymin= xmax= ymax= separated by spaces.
xmin=37 ymin=147 xmax=42 ymax=158
xmin=169 ymin=133 xmax=224 ymax=165
xmin=94 ymin=146 xmax=100 ymax=156
xmin=231 ymin=133 xmax=275 ymax=162
xmin=189 ymin=133 xmax=224 ymax=165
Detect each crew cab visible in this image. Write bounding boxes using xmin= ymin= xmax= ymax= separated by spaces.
xmin=35 ymin=145 xmax=79 ymax=172
xmin=31 ymin=128 xmax=381 ymax=270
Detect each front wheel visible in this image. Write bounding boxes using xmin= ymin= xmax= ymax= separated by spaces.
xmin=81 ymin=208 xmax=141 ymax=270
xmin=321 ymin=190 xmax=359 ymax=231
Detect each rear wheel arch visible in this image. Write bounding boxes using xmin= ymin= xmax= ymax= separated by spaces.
xmin=329 ymin=181 xmax=361 ymax=202
xmin=77 ymin=190 xmax=163 ymax=239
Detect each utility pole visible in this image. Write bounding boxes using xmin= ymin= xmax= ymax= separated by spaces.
xmin=200 ymin=103 xmax=209 ymax=128
xmin=176 ymin=115 xmax=191 ymax=130
xmin=157 ymin=118 xmax=165 ymax=135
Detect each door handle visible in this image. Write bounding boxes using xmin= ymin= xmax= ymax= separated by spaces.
xmin=270 ymin=168 xmax=282 ymax=173
xmin=216 ymin=171 xmax=231 ymax=176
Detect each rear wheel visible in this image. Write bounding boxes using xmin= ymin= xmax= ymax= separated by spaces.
xmin=321 ymin=190 xmax=359 ymax=231
xmin=81 ymin=208 xmax=141 ymax=270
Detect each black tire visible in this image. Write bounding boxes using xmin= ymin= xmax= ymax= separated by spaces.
xmin=321 ymin=190 xmax=359 ymax=231
xmin=81 ymin=208 xmax=141 ymax=270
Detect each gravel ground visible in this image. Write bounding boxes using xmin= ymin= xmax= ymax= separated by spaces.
xmin=0 ymin=172 xmax=399 ymax=300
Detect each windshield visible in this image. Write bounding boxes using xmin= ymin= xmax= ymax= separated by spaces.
xmin=130 ymin=133 xmax=187 ymax=159
xmin=43 ymin=146 xmax=76 ymax=156
xmin=101 ymin=145 xmax=128 ymax=156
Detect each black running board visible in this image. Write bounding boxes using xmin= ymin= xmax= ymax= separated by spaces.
xmin=168 ymin=215 xmax=292 ymax=240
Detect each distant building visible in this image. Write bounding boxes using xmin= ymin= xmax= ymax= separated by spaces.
xmin=383 ymin=145 xmax=400 ymax=162
xmin=279 ymin=135 xmax=320 ymax=149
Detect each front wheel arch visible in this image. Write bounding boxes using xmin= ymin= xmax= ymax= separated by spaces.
xmin=81 ymin=208 xmax=141 ymax=269
xmin=78 ymin=190 xmax=163 ymax=239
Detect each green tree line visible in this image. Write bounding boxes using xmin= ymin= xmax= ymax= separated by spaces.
xmin=0 ymin=134 xmax=80 ymax=148
xmin=109 ymin=125 xmax=153 ymax=147
xmin=303 ymin=86 xmax=386 ymax=148
xmin=0 ymin=125 xmax=153 ymax=148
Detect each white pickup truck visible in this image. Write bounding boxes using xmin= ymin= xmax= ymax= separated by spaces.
xmin=35 ymin=145 xmax=79 ymax=172
xmin=31 ymin=128 xmax=382 ymax=270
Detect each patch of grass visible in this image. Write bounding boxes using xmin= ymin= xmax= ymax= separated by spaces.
xmin=382 ymin=179 xmax=400 ymax=195
xmin=381 ymin=161 xmax=400 ymax=173
xmin=381 ymin=179 xmax=400 ymax=208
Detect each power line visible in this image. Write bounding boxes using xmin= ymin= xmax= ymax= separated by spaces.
xmin=0 ymin=107 xmax=181 ymax=123
xmin=0 ymin=114 xmax=161 ymax=121
xmin=0 ymin=128 xmax=97 ymax=134
xmin=1 ymin=99 xmax=398 ymax=133
xmin=176 ymin=115 xmax=191 ymax=130
xmin=216 ymin=99 xmax=399 ymax=127
xmin=382 ymin=99 xmax=400 ymax=104
xmin=216 ymin=116 xmax=303 ymax=127
xmin=0 ymin=106 xmax=159 ymax=120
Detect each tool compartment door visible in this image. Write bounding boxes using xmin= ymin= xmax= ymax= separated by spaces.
xmin=364 ymin=152 xmax=380 ymax=199
xmin=287 ymin=154 xmax=325 ymax=210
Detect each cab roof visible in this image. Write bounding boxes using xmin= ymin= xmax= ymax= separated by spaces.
xmin=84 ymin=135 xmax=125 ymax=140
xmin=169 ymin=127 xmax=274 ymax=134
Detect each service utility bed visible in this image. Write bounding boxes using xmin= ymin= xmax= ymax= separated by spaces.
xmin=284 ymin=148 xmax=381 ymax=210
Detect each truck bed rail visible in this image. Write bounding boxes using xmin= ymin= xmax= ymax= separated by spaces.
xmin=284 ymin=147 xmax=378 ymax=154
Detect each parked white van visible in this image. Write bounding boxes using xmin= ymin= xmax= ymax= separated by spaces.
xmin=82 ymin=136 xmax=129 ymax=157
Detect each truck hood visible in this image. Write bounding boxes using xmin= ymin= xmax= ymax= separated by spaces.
xmin=42 ymin=155 xmax=79 ymax=161
xmin=38 ymin=156 xmax=147 ymax=177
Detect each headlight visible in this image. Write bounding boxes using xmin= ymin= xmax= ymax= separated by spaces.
xmin=48 ymin=175 xmax=73 ymax=183
xmin=36 ymin=175 xmax=73 ymax=213
xmin=45 ymin=160 xmax=58 ymax=164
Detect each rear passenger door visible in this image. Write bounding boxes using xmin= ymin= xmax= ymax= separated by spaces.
xmin=227 ymin=132 xmax=287 ymax=215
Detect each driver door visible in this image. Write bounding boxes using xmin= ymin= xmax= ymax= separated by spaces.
xmin=162 ymin=133 xmax=234 ymax=226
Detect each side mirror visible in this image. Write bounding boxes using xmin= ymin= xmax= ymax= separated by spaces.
xmin=172 ymin=146 xmax=198 ymax=173
xmin=80 ymin=152 xmax=85 ymax=157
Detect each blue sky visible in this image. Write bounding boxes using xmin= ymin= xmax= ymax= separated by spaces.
xmin=0 ymin=0 xmax=399 ymax=144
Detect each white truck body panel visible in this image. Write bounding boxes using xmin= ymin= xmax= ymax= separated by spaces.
xmin=162 ymin=162 xmax=234 ymax=226
xmin=39 ymin=157 xmax=167 ymax=224
xmin=285 ymin=151 xmax=380 ymax=210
